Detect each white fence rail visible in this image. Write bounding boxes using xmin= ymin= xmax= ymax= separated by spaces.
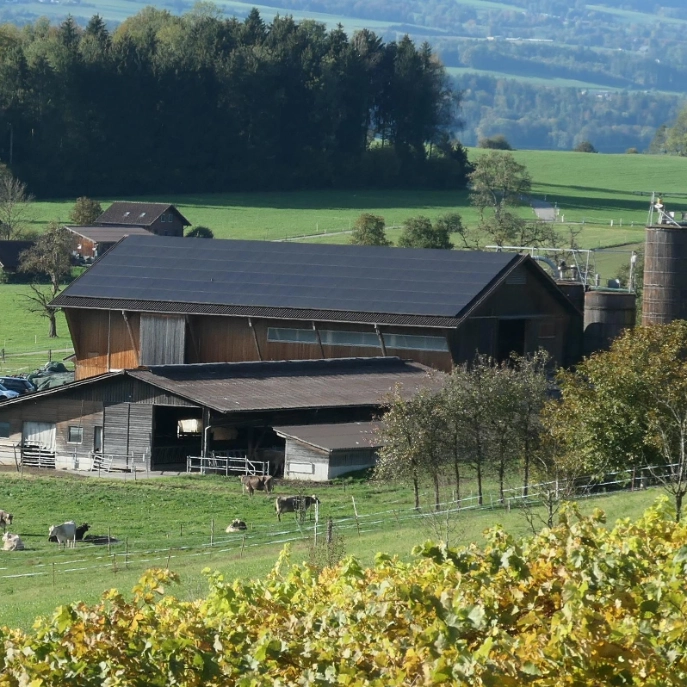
xmin=187 ymin=454 xmax=270 ymax=476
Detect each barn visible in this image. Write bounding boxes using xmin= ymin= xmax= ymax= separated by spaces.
xmin=275 ymin=422 xmax=382 ymax=481
xmin=51 ymin=235 xmax=583 ymax=381
xmin=0 ymin=357 xmax=434 ymax=474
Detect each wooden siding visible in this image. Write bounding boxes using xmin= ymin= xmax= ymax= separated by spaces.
xmin=103 ymin=403 xmax=153 ymax=460
xmin=284 ymin=440 xmax=330 ymax=482
xmin=149 ymin=216 xmax=185 ymax=237
xmin=68 ymin=309 xmax=140 ymax=380
xmin=140 ymin=315 xmax=185 ymax=366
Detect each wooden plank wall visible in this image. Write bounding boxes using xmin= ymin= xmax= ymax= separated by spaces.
xmin=140 ymin=315 xmax=185 ymax=366
xmin=103 ymin=403 xmax=153 ymax=459
xmin=284 ymin=440 xmax=330 ymax=482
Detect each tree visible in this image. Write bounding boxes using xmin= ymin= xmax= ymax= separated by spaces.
xmin=349 ymin=214 xmax=390 ymax=246
xmin=186 ymin=226 xmax=214 ymax=238
xmin=397 ymin=215 xmax=454 ymax=249
xmin=469 ymin=151 xmax=541 ymax=247
xmin=548 ymin=321 xmax=687 ymax=521
xmin=574 ymin=140 xmax=597 ymax=153
xmin=0 ymin=172 xmax=34 ymax=239
xmin=478 ymin=134 xmax=512 ymax=150
xmin=19 ymin=223 xmax=73 ymax=337
xmin=69 ymin=197 xmax=102 ymax=226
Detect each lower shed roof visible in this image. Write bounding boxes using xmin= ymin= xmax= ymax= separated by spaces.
xmin=0 ymin=358 xmax=439 ymax=415
xmin=274 ymin=422 xmax=383 ymax=452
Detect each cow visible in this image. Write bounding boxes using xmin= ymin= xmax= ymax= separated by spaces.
xmin=226 ymin=519 xmax=247 ymax=533
xmin=2 ymin=532 xmax=24 ymax=551
xmin=48 ymin=521 xmax=76 ymax=548
xmin=0 ymin=510 xmax=13 ymax=532
xmin=275 ymin=495 xmax=320 ymax=522
xmin=49 ymin=522 xmax=90 ymax=543
xmin=240 ymin=474 xmax=274 ymax=496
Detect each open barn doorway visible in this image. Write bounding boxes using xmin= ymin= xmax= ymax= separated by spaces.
xmin=151 ymin=405 xmax=202 ymax=470
xmin=497 ymin=319 xmax=526 ymax=361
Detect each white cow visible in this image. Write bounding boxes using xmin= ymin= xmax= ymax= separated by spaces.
xmin=48 ymin=521 xmax=76 ymax=548
xmin=2 ymin=532 xmax=24 ymax=551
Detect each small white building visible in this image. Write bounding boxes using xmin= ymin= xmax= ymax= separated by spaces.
xmin=275 ymin=422 xmax=382 ymax=482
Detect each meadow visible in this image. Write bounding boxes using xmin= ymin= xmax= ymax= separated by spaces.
xmin=0 ymin=468 xmax=663 ymax=631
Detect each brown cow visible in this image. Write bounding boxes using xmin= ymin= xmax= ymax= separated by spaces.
xmin=240 ymin=474 xmax=274 ymax=496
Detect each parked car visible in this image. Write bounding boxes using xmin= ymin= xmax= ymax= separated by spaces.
xmin=0 ymin=383 xmax=20 ymax=401
xmin=0 ymin=377 xmax=36 ymax=395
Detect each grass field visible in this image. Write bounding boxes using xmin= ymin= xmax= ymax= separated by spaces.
xmin=0 ymin=468 xmax=663 ymax=631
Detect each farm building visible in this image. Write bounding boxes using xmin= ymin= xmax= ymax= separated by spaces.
xmin=0 ymin=240 xmax=33 ymax=274
xmin=95 ymin=202 xmax=190 ymax=237
xmin=0 ymin=357 xmax=433 ymax=474
xmin=275 ymin=422 xmax=381 ymax=481
xmin=65 ymin=226 xmax=153 ymax=261
xmin=51 ymin=235 xmax=583 ymax=380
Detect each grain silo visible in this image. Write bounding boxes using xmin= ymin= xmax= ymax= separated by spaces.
xmin=643 ymin=224 xmax=687 ymax=326
xmin=583 ymin=290 xmax=637 ymax=355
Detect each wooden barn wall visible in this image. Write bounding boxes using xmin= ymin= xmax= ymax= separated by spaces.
xmin=103 ymin=404 xmax=153 ymax=459
xmin=284 ymin=440 xmax=330 ymax=482
xmin=186 ymin=316 xmax=454 ymax=371
xmin=140 ymin=315 xmax=185 ymax=366
xmin=0 ymin=376 xmax=196 ymax=468
xmin=452 ymin=265 xmax=582 ymax=366
xmin=67 ymin=309 xmax=140 ymax=380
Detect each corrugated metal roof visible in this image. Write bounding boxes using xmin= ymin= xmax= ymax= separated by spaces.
xmin=274 ymin=421 xmax=383 ymax=452
xmin=96 ymin=202 xmax=191 ymax=227
xmin=53 ymin=235 xmax=522 ymax=320
xmin=128 ymin=357 xmax=439 ymax=413
xmin=65 ymin=226 xmax=153 ymax=243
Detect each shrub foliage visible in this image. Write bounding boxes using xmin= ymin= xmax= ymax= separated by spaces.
xmin=1 ymin=499 xmax=687 ymax=684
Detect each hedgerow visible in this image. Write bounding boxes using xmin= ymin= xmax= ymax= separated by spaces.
xmin=1 ymin=498 xmax=686 ymax=686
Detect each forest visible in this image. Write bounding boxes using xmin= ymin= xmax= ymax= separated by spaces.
xmin=0 ymin=8 xmax=468 ymax=197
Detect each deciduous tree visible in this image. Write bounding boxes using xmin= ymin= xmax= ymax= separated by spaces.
xmin=349 ymin=213 xmax=390 ymax=246
xmin=186 ymin=226 xmax=214 ymax=238
xmin=397 ymin=215 xmax=454 ymax=249
xmin=68 ymin=197 xmax=102 ymax=226
xmin=0 ymin=171 xmax=34 ymax=239
xmin=19 ymin=223 xmax=73 ymax=337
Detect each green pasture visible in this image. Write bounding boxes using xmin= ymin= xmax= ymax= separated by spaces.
xmin=0 ymin=285 xmax=72 ymax=376
xmin=0 ymin=469 xmax=662 ymax=631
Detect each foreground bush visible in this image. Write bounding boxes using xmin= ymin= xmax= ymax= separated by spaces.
xmin=1 ymin=499 xmax=687 ymax=685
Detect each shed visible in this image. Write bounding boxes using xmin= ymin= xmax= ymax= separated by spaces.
xmin=64 ymin=225 xmax=152 ymax=261
xmin=275 ymin=422 xmax=382 ymax=481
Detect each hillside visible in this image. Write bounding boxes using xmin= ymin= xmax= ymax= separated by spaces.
xmin=0 ymin=2 xmax=682 ymax=152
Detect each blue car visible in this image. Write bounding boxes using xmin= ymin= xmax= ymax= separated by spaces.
xmin=0 ymin=383 xmax=20 ymax=401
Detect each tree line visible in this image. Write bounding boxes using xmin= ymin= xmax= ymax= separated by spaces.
xmin=377 ymin=321 xmax=687 ymax=523
xmin=0 ymin=8 xmax=467 ymax=197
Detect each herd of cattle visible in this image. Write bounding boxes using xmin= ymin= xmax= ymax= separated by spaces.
xmin=0 ymin=475 xmax=320 ymax=553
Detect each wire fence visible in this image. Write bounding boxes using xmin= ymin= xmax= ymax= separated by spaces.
xmin=0 ymin=462 xmax=672 ymax=585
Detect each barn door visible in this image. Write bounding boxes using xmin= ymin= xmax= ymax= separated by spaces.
xmin=103 ymin=404 xmax=153 ymax=467
xmin=139 ymin=315 xmax=186 ymax=365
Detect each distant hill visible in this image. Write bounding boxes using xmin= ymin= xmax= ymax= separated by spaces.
xmin=0 ymin=0 xmax=684 ymax=151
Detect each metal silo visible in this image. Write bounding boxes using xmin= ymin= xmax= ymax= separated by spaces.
xmin=584 ymin=290 xmax=637 ymax=355
xmin=643 ymin=224 xmax=687 ymax=326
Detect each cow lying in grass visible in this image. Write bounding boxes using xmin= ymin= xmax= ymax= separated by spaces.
xmin=2 ymin=532 xmax=24 ymax=551
xmin=275 ymin=495 xmax=320 ymax=522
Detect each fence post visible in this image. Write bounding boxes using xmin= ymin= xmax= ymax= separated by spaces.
xmin=125 ymin=538 xmax=129 ymax=569
xmin=351 ymin=496 xmax=361 ymax=538
xmin=210 ymin=519 xmax=214 ymax=547
xmin=52 ymin=561 xmax=55 ymax=587
xmin=108 ymin=527 xmax=111 ymax=554
xmin=241 ymin=535 xmax=246 ymax=558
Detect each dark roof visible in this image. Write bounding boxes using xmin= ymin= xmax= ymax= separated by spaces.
xmin=0 ymin=240 xmax=33 ymax=270
xmin=52 ymin=235 xmax=524 ymax=326
xmin=129 ymin=357 xmax=438 ymax=413
xmin=96 ymin=202 xmax=191 ymax=227
xmin=274 ymin=421 xmax=383 ymax=452
xmin=0 ymin=358 xmax=439 ymax=414
xmin=65 ymin=225 xmax=153 ymax=244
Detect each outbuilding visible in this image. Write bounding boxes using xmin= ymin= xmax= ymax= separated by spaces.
xmin=275 ymin=422 xmax=382 ymax=481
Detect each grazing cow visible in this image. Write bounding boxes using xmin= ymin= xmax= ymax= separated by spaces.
xmin=0 ymin=510 xmax=13 ymax=532
xmin=240 ymin=474 xmax=274 ymax=496
xmin=275 ymin=495 xmax=320 ymax=522
xmin=48 ymin=521 xmax=76 ymax=548
xmin=2 ymin=532 xmax=24 ymax=551
xmin=49 ymin=522 xmax=89 ymax=543
xmin=226 ymin=519 xmax=247 ymax=533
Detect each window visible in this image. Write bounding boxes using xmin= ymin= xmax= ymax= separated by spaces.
xmin=93 ymin=426 xmax=103 ymax=453
xmin=67 ymin=426 xmax=83 ymax=444
xmin=160 ymin=214 xmax=167 ymax=223
xmin=267 ymin=328 xmax=318 ymax=344
xmin=384 ymin=333 xmax=449 ymax=352
xmin=320 ymin=330 xmax=379 ymax=348
xmin=0 ymin=422 xmax=9 ymax=439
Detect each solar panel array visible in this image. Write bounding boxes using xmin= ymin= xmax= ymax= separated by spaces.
xmin=61 ymin=236 xmax=519 ymax=318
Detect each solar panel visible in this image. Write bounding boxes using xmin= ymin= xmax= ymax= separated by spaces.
xmin=60 ymin=236 xmax=519 ymax=318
